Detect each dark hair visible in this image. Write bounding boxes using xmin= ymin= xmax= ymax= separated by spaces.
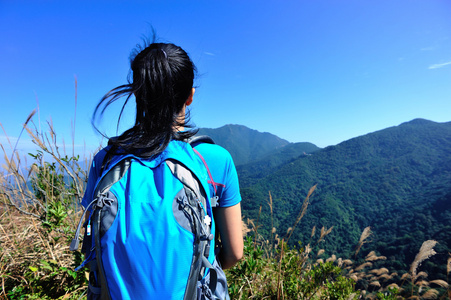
xmin=93 ymin=39 xmax=197 ymax=159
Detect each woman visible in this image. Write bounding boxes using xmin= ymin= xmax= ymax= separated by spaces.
xmin=81 ymin=40 xmax=243 ymax=299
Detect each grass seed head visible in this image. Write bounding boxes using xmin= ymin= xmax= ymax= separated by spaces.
xmin=369 ymin=281 xmax=381 ymax=288
xmin=429 ymin=279 xmax=448 ymax=288
xmin=410 ymin=240 xmax=437 ymax=279
xmin=447 ymin=252 xmax=451 ymax=275
xmin=355 ymin=262 xmax=372 ymax=271
xmin=421 ymin=288 xmax=439 ymax=299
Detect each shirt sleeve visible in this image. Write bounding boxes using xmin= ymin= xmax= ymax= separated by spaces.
xmin=194 ymin=143 xmax=242 ymax=208
xmin=218 ymin=150 xmax=241 ymax=207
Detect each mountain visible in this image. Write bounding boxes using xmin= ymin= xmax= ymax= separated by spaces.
xmin=197 ymin=124 xmax=294 ymax=166
xmin=237 ymin=142 xmax=320 ymax=187
xmin=238 ymin=119 xmax=451 ymax=277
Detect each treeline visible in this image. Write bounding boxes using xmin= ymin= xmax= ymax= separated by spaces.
xmin=236 ymin=119 xmax=451 ymax=279
xmin=1 ymin=116 xmax=450 ymax=298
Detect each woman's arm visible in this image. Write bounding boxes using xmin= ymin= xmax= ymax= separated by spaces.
xmin=214 ymin=203 xmax=244 ymax=269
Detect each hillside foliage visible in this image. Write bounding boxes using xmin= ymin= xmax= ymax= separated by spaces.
xmin=198 ymin=125 xmax=296 ymax=166
xmin=1 ymin=116 xmax=450 ymax=298
xmin=232 ymin=119 xmax=451 ymax=279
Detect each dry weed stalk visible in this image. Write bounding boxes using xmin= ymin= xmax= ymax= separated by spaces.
xmin=410 ymin=240 xmax=437 ymax=280
xmin=0 ymin=101 xmax=94 ymax=297
xmin=365 ymin=251 xmax=387 ymax=262
xmin=447 ymin=252 xmax=451 ymax=300
xmin=285 ymin=184 xmax=316 ymax=244
xmin=410 ymin=240 xmax=437 ymax=285
xmin=401 ymin=273 xmax=411 ymax=281
xmin=349 ymin=274 xmax=359 ymax=281
xmin=1 ymin=116 xmax=90 ymax=224
xmin=416 ymin=271 xmax=428 ymax=280
xmin=276 ymin=238 xmax=284 ymax=300
xmin=253 ymin=205 xmax=262 ymax=249
xmin=366 ymin=255 xmax=387 ymax=262
xmin=241 ymin=218 xmax=252 ymax=237
xmin=401 ymin=240 xmax=438 ymax=298
xmin=447 ymin=253 xmax=451 ymax=274
xmin=310 ymin=225 xmax=316 ymax=238
xmin=416 ymin=280 xmax=429 ymax=287
xmin=355 ymin=262 xmax=372 ymax=272
xmin=337 ymin=257 xmax=343 ymax=267
xmin=366 ymin=251 xmax=376 ymax=259
xmin=268 ymin=191 xmax=274 ymax=246
xmin=369 ymin=268 xmax=389 ymax=276
xmin=377 ymin=273 xmax=391 ymax=281
xmin=447 ymin=252 xmax=451 ymax=283
xmin=422 ymin=288 xmax=439 ymax=299
xmin=354 ymin=226 xmax=372 ymax=258
xmin=429 ymin=280 xmax=448 ymax=288
xmin=326 ymin=254 xmax=337 ymax=263
xmin=317 ymin=225 xmax=334 ymax=244
xmin=0 ymin=210 xmax=81 ymax=291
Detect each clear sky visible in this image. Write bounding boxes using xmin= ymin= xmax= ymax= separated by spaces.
xmin=1 ymin=0 xmax=450 ymax=161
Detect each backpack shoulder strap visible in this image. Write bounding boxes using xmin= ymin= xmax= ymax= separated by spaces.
xmin=71 ymin=157 xmax=131 ymax=300
xmin=188 ymin=136 xmax=222 ymax=207
xmin=93 ymin=157 xmax=131 ymax=197
xmin=188 ymin=135 xmax=215 ymax=147
xmin=166 ymin=157 xmax=219 ymax=298
xmin=70 ymin=157 xmax=131 ymax=251
xmin=92 ymin=157 xmax=131 ymax=300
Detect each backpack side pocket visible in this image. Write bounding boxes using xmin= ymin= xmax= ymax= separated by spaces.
xmin=197 ymin=257 xmax=230 ymax=300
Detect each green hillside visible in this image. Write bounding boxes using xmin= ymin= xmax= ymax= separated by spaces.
xmin=197 ymin=124 xmax=291 ymax=165
xmin=238 ymin=119 xmax=451 ymax=278
xmin=237 ymin=142 xmax=321 ymax=187
xmin=3 ymin=118 xmax=449 ymax=298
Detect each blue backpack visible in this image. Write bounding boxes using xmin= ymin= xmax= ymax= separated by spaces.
xmin=71 ymin=137 xmax=229 ymax=299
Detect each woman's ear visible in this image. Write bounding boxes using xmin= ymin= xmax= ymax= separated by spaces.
xmin=186 ymin=88 xmax=195 ymax=106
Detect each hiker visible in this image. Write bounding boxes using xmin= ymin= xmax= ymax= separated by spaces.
xmin=76 ymin=39 xmax=243 ymax=299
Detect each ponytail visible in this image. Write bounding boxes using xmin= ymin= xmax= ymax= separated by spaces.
xmin=92 ymin=40 xmax=197 ymax=161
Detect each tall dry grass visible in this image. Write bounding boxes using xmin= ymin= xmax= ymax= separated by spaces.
xmin=1 ymin=105 xmax=450 ymax=298
xmin=242 ymin=189 xmax=451 ymax=299
xmin=0 ymin=96 xmax=93 ymax=298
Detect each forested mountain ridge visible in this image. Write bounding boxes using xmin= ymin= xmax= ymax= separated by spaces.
xmin=236 ymin=119 xmax=451 ymax=277
xmin=237 ymin=142 xmax=321 ymax=187
xmin=197 ymin=124 xmax=298 ymax=165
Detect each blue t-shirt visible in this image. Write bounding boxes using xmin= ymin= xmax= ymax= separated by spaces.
xmin=192 ymin=142 xmax=241 ymax=208
xmin=81 ymin=142 xmax=241 ymax=209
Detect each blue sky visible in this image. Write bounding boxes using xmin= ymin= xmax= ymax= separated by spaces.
xmin=1 ymin=0 xmax=450 ymax=161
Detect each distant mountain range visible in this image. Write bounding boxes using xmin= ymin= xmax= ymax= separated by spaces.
xmin=197 ymin=119 xmax=451 ymax=278
xmin=198 ymin=125 xmax=298 ymax=166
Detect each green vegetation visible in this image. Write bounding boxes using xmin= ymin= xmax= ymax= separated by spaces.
xmin=236 ymin=119 xmax=451 ymax=279
xmin=198 ymin=125 xmax=319 ymax=166
xmin=226 ymin=237 xmax=358 ymax=299
xmin=1 ymin=111 xmax=90 ymax=299
xmin=232 ymin=187 xmax=450 ymax=299
xmin=1 ymin=115 xmax=450 ymax=298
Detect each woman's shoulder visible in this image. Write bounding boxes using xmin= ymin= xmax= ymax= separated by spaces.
xmin=90 ymin=146 xmax=112 ymax=170
xmin=193 ymin=143 xmax=233 ymax=162
xmin=192 ymin=142 xmax=238 ymax=177
xmin=93 ymin=146 xmax=109 ymax=160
